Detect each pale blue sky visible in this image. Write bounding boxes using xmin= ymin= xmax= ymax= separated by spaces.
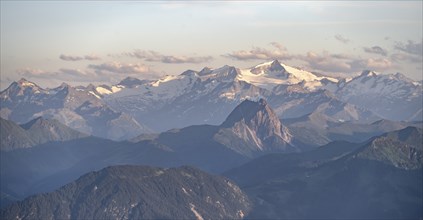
xmin=1 ymin=1 xmax=422 ymax=89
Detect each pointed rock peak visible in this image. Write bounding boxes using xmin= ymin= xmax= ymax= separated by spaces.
xmin=250 ymin=60 xmax=286 ymax=75
xmin=392 ymin=72 xmax=414 ymax=82
xmin=360 ymin=70 xmax=378 ymax=77
xmin=222 ymin=98 xmax=276 ymax=128
xmin=269 ymin=60 xmax=284 ymax=72
xmin=17 ymin=78 xmax=38 ymax=87
xmin=20 ymin=116 xmax=47 ymax=130
xmin=180 ymin=69 xmax=198 ymax=76
xmin=118 ymin=76 xmax=145 ymax=87
xmin=198 ymin=67 xmax=214 ymax=76
xmin=59 ymin=82 xmax=70 ymax=88
xmin=17 ymin=78 xmax=28 ymax=83
xmin=258 ymin=98 xmax=268 ymax=106
xmin=85 ymin=83 xmax=96 ymax=91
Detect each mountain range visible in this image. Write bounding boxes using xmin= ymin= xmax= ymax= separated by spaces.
xmin=1 ymin=60 xmax=422 ymax=219
xmin=1 ymin=60 xmax=421 ymax=140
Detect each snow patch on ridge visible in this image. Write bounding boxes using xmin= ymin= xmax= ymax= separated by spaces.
xmin=189 ymin=203 xmax=204 ymax=220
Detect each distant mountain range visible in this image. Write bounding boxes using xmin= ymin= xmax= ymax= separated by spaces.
xmin=1 ymin=165 xmax=251 ymax=219
xmin=0 ymin=79 xmax=150 ymax=140
xmin=1 ymin=60 xmax=421 ymax=140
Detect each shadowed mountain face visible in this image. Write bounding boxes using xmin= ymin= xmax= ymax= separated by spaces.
xmin=224 ymin=127 xmax=423 ymax=219
xmin=0 ymin=165 xmax=251 ymax=220
xmin=0 ymin=117 xmax=88 ymax=152
xmin=215 ymin=99 xmax=297 ymax=155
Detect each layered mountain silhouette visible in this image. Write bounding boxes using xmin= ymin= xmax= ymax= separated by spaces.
xmin=0 ymin=99 xmax=298 ymax=205
xmin=225 ymin=126 xmax=423 ymax=219
xmin=1 ymin=165 xmax=251 ymax=219
xmin=0 ymin=117 xmax=87 ymax=151
xmin=0 ymin=78 xmax=150 ymax=140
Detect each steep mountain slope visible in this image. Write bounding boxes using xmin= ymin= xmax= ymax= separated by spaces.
xmin=355 ymin=126 xmax=422 ymax=169
xmin=336 ymin=71 xmax=422 ymax=121
xmin=0 ymin=118 xmax=35 ymax=151
xmin=0 ymin=78 xmax=150 ymax=140
xmin=225 ymin=127 xmax=423 ymax=219
xmin=1 ymin=165 xmax=251 ymax=219
xmin=215 ymin=99 xmax=297 ymax=155
xmin=0 ymin=117 xmax=87 ymax=151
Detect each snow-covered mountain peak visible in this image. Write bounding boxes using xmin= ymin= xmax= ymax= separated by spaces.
xmin=198 ymin=65 xmax=239 ymax=82
xmin=17 ymin=78 xmax=39 ymax=88
xmin=58 ymin=82 xmax=71 ymax=89
xmin=250 ymin=60 xmax=285 ymax=75
xmin=238 ymin=61 xmax=338 ymax=91
xmin=117 ymin=77 xmax=147 ymax=88
xmin=198 ymin=67 xmax=214 ymax=76
xmin=359 ymin=70 xmax=379 ymax=78
xmin=1 ymin=78 xmax=45 ymax=98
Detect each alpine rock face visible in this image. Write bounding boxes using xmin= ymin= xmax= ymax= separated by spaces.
xmin=215 ymin=99 xmax=297 ymax=155
xmin=335 ymin=71 xmax=423 ymax=121
xmin=0 ymin=78 xmax=150 ymax=140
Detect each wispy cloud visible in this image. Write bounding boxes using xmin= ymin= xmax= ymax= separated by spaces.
xmin=334 ymin=34 xmax=350 ymax=44
xmin=394 ymin=40 xmax=422 ymax=56
xmin=17 ymin=68 xmax=95 ymax=82
xmin=59 ymin=54 xmax=83 ymax=61
xmin=391 ymin=39 xmax=423 ymax=63
xmin=60 ymin=54 xmax=101 ymax=61
xmin=88 ymin=62 xmax=151 ymax=74
xmin=298 ymin=51 xmax=392 ymax=73
xmin=224 ymin=42 xmax=294 ymax=61
xmin=300 ymin=51 xmax=352 ymax=72
xmin=363 ymin=46 xmax=388 ymax=56
xmin=123 ymin=50 xmax=213 ymax=64
xmin=17 ymin=61 xmax=160 ymax=85
xmin=391 ymin=52 xmax=422 ymax=63
xmin=84 ymin=54 xmax=101 ymax=61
